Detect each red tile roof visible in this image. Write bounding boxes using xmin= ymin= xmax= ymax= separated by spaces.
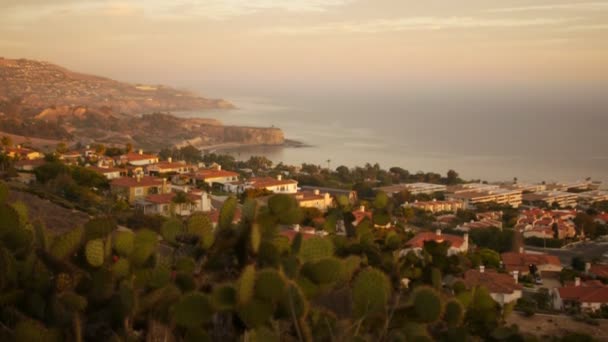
xmin=464 ymin=269 xmax=522 ymax=294
xmin=500 ymin=251 xmax=561 ymax=273
xmin=558 ymin=281 xmax=608 ymax=304
xmin=14 ymin=159 xmax=46 ymax=168
xmin=88 ymin=166 xmax=122 ymax=174
xmin=590 ymin=264 xmax=608 ymax=278
xmin=248 ymin=177 xmax=297 ymax=188
xmin=207 ymin=208 xmax=242 ymax=224
xmin=121 ymin=152 xmax=158 ymax=162
xmin=145 ymin=192 xmax=201 ymax=204
xmin=407 ymin=231 xmax=465 ymax=249
xmin=195 ymin=169 xmax=239 ymax=180
xmin=111 ymin=176 xmax=164 ymax=188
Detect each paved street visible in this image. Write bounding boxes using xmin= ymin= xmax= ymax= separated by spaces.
xmin=525 ymin=241 xmax=608 ymax=265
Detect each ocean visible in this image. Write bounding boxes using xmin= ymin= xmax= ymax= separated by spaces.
xmin=177 ymin=84 xmax=608 ymax=185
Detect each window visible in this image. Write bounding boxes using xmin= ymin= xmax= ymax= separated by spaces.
xmin=134 ymin=187 xmax=143 ymax=196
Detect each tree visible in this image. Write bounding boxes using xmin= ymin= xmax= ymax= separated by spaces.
xmin=56 ymin=142 xmax=68 ymax=154
xmin=125 ymin=142 xmax=133 ymax=153
xmin=1 ymin=135 xmax=12 ymax=147
xmin=572 ymin=256 xmax=586 ymax=272
xmin=446 ymin=169 xmax=460 ymax=185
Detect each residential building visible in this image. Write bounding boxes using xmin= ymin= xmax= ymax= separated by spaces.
xmin=499 ymin=182 xmax=547 ymax=193
xmin=545 ymin=180 xmax=601 ymax=192
xmin=455 ymin=218 xmax=503 ymax=232
xmin=147 ymin=158 xmax=194 ymax=175
xmin=522 ymin=191 xmax=578 ymax=208
xmin=587 ymin=263 xmax=608 ymax=279
xmin=463 ymin=267 xmax=522 ymax=306
xmin=375 ymin=182 xmax=447 ymax=195
xmin=117 ymin=150 xmax=159 ymax=166
xmin=501 ymin=248 xmax=562 ymax=276
xmin=401 ymin=230 xmax=468 ymax=257
xmin=300 ymin=186 xmax=358 ymax=204
xmin=352 ymin=205 xmax=373 ymax=226
xmin=245 ymin=175 xmax=298 ymax=194
xmin=293 ymin=190 xmax=333 ymax=212
xmin=13 ymin=159 xmax=45 ymax=171
xmin=192 ymin=167 xmax=240 ymax=188
xmin=3 ymin=145 xmax=43 ymax=160
xmin=87 ymin=166 xmax=123 ymax=180
xmin=578 ymin=190 xmax=608 ymax=206
xmin=404 ymin=199 xmax=466 ymax=213
xmin=136 ymin=190 xmax=211 ymax=217
xmin=596 ymin=213 xmax=608 ymax=225
xmin=110 ymin=176 xmax=168 ymax=204
xmin=446 ymin=185 xmax=523 ymax=208
xmin=553 ymin=278 xmax=608 ymax=312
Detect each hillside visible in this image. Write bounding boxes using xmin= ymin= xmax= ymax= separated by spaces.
xmin=0 ymin=58 xmax=285 ymax=150
xmin=0 ymin=57 xmax=234 ymax=114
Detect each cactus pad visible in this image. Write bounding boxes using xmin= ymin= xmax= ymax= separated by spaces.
xmin=237 ymin=265 xmax=256 ymax=305
xmin=113 ymin=230 xmax=134 ymax=257
xmin=298 ymin=236 xmax=334 ymax=263
xmin=352 ymin=267 xmax=391 ymax=318
xmin=255 ymin=268 xmax=286 ymax=302
xmin=85 ymin=239 xmax=105 ymax=267
xmin=172 ymin=293 xmax=213 ymax=328
xmin=412 ymin=286 xmax=444 ymax=323
xmin=49 ymin=226 xmax=84 ymax=260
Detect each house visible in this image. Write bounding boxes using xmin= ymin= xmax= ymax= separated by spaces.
xmin=13 ymin=159 xmax=46 ymax=171
xmin=352 ymin=205 xmax=373 ymax=226
xmin=117 ymin=150 xmax=159 ymax=166
xmin=516 ymin=209 xmax=577 ymax=239
xmin=3 ymin=145 xmax=43 ymax=160
xmin=404 ymin=199 xmax=466 ymax=213
xmin=136 ymin=190 xmax=211 ymax=217
xmin=595 ymin=213 xmax=608 ymax=225
xmin=280 ymin=225 xmax=324 ymax=242
xmin=522 ymin=191 xmax=578 ymax=208
xmin=553 ymin=278 xmax=608 ymax=312
xmin=578 ymin=190 xmax=608 ymax=206
xmin=59 ymin=151 xmax=83 ymax=164
xmin=110 ymin=176 xmax=168 ymax=204
xmin=192 ymin=166 xmax=239 ymax=188
xmin=87 ymin=166 xmax=123 ymax=180
xmin=207 ymin=208 xmax=242 ymax=228
xmin=587 ymin=263 xmax=608 ymax=279
xmin=500 ymin=248 xmax=562 ymax=276
xmin=455 ymin=218 xmax=503 ymax=232
xmin=375 ymin=182 xmax=447 ymax=196
xmin=245 ymin=175 xmax=298 ymax=194
xmin=446 ymin=184 xmax=522 ymax=208
xmin=463 ymin=266 xmax=523 ymax=306
xmin=401 ymin=230 xmax=468 ymax=257
xmin=294 ymin=189 xmax=333 ymax=212
xmin=300 ymin=186 xmax=358 ymax=204
xmin=147 ymin=158 xmax=194 ymax=175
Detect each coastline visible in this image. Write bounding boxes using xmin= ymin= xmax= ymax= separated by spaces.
xmin=191 ymin=138 xmax=311 ymax=154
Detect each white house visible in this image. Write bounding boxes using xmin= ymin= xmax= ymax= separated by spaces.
xmin=463 ymin=267 xmax=523 ymax=306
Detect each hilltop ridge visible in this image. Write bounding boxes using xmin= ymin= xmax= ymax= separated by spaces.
xmin=0 ymin=57 xmax=234 ymax=114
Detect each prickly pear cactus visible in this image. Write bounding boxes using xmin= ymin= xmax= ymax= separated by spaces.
xmin=276 ymin=282 xmax=308 ymax=320
xmin=172 ymin=293 xmax=213 ymax=328
xmin=55 ymin=273 xmax=73 ymax=293
xmin=237 ymin=265 xmax=255 ymax=305
xmin=131 ymin=229 xmax=158 ymax=266
xmin=237 ymin=298 xmax=274 ymax=329
xmin=0 ymin=246 xmax=17 ymax=290
xmin=352 ymin=267 xmax=391 ymax=318
xmin=298 ymin=236 xmax=334 ymax=263
xmin=212 ymin=283 xmax=237 ymax=310
xmin=84 ymin=217 xmax=116 ymax=241
xmin=14 ymin=319 xmax=62 ymax=342
xmin=113 ymin=230 xmax=134 ymax=257
xmin=111 ymin=258 xmax=130 ymax=279
xmin=49 ymin=226 xmax=84 ymax=260
xmin=85 ymin=239 xmax=105 ymax=267
xmin=59 ymin=291 xmax=88 ymax=312
xmin=412 ymin=286 xmax=444 ymax=323
xmin=444 ymin=299 xmax=464 ymax=327
xmin=255 ymin=268 xmax=286 ymax=302
xmin=301 ymin=257 xmax=343 ymax=285
xmin=250 ymin=224 xmax=261 ymax=254
xmin=161 ymin=218 xmax=182 ymax=244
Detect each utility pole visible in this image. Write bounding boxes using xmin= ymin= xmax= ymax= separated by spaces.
xmin=326 ymin=159 xmax=331 ymax=170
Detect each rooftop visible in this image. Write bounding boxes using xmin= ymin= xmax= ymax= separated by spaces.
xmin=407 ymin=231 xmax=465 ymax=249
xmin=111 ymin=176 xmax=164 ymax=188
xmin=464 ymin=269 xmax=522 ymax=294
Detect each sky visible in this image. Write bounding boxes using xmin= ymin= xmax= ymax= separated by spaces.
xmin=1 ymin=0 xmax=608 ymax=95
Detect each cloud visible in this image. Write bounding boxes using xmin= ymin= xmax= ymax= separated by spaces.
xmin=486 ymin=2 xmax=608 ymax=13
xmin=0 ymin=0 xmax=353 ymax=22
xmin=260 ymin=16 xmax=581 ymax=35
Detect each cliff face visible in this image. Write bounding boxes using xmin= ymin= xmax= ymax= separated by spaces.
xmin=216 ymin=126 xmax=284 ymax=145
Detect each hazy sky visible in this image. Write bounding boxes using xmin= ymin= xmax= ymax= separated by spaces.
xmin=1 ymin=0 xmax=608 ymax=94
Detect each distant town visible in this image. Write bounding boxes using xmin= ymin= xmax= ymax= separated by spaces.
xmin=2 ymin=138 xmax=608 ymax=340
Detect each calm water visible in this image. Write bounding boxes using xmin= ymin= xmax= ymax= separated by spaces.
xmin=177 ymin=85 xmax=608 ymax=185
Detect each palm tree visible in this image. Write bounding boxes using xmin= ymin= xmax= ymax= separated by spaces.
xmin=326 ymin=159 xmax=331 ymax=170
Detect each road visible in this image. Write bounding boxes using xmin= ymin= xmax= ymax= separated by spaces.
xmin=525 ymin=241 xmax=608 ymax=265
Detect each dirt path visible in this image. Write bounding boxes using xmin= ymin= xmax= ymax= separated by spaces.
xmin=507 ymin=312 xmax=608 ymax=341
